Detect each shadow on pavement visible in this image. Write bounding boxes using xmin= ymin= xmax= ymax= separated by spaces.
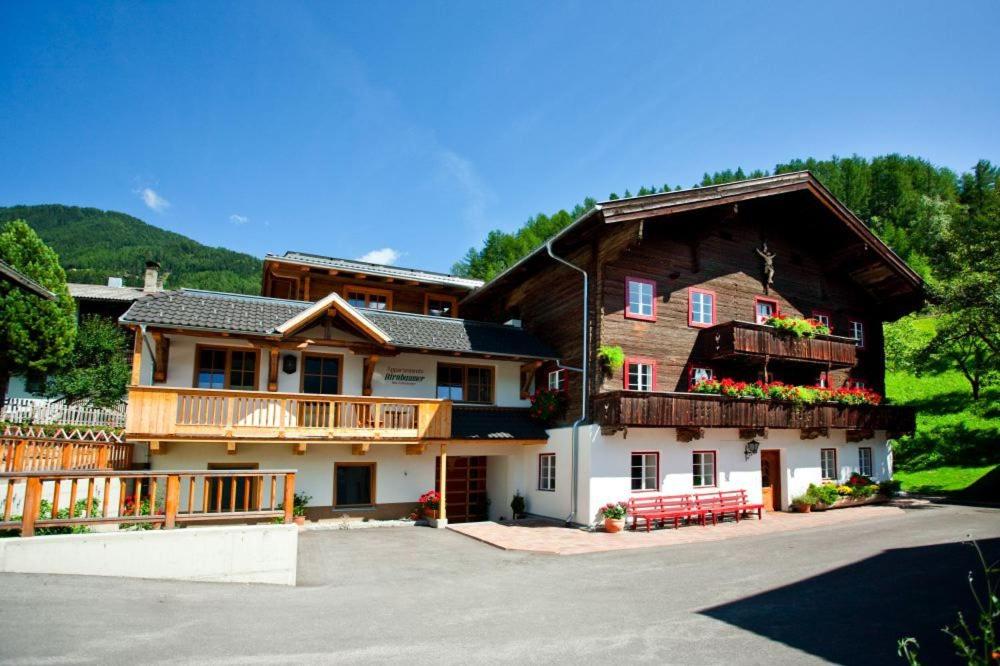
xmin=699 ymin=537 xmax=1000 ymax=665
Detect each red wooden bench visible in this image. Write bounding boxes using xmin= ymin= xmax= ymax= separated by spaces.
xmin=695 ymin=489 xmax=764 ymax=525
xmin=627 ymin=494 xmax=707 ymax=531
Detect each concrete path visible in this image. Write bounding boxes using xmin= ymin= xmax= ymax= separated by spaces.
xmin=0 ymin=501 xmax=998 ymax=665
xmin=448 ymin=501 xmax=917 ymax=554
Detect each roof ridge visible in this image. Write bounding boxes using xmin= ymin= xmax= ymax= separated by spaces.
xmin=279 ymin=251 xmax=479 ymax=280
xmin=177 ymin=288 xmax=309 ymax=307
xmin=363 ymin=308 xmax=523 ymax=329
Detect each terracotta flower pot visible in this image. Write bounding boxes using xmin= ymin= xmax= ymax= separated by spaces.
xmin=604 ymin=517 xmax=625 ymax=533
xmin=423 ymin=507 xmax=439 ymax=520
xmin=293 ymin=515 xmax=306 ymax=525
xmin=792 ymin=503 xmax=812 ymax=513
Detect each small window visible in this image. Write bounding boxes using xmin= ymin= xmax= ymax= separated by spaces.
xmin=436 ymin=364 xmax=495 ymax=404
xmin=228 ymin=351 xmax=257 ymax=391
xmin=688 ymin=288 xmax=716 ymax=327
xmin=688 ymin=366 xmax=714 ymax=390
xmin=335 ymin=463 xmax=375 ymax=507
xmin=858 ymin=447 xmax=873 ymax=477
xmin=301 ymin=354 xmax=342 ymax=395
xmin=538 ymin=453 xmax=556 ymax=491
xmin=821 ymin=448 xmax=838 ymax=481
xmin=693 ymin=451 xmax=716 ymax=487
xmin=812 ymin=310 xmax=832 ymax=331
xmin=425 ymin=294 xmax=457 ymax=317
xmin=625 ymin=277 xmax=656 ymax=321
xmin=197 ymin=349 xmax=227 ymax=389
xmin=755 ymin=297 xmax=779 ymax=324
xmin=631 ymin=452 xmax=659 ymax=492
xmin=624 ymin=358 xmax=655 ymax=392
xmin=848 ymin=319 xmax=865 ymax=348
xmin=547 ymin=369 xmax=566 ymax=391
xmin=196 ymin=347 xmax=257 ymax=391
xmin=345 ymin=287 xmax=392 ymax=311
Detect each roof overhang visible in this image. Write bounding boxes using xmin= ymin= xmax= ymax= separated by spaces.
xmin=0 ymin=260 xmax=56 ymax=300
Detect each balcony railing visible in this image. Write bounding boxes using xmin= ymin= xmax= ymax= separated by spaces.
xmin=594 ymin=390 xmax=916 ymax=432
xmin=125 ymin=386 xmax=452 ymax=441
xmin=699 ymin=321 xmax=858 ymax=367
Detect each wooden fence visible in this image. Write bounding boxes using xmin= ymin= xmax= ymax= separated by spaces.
xmin=2 ymin=398 xmax=127 ymax=428
xmin=1 ymin=426 xmax=132 ymax=472
xmin=1 ymin=469 xmax=296 ymax=537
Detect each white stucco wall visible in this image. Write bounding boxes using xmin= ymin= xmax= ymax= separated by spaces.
xmin=153 ymin=334 xmax=529 ymax=407
xmin=536 ymin=425 xmax=894 ymax=525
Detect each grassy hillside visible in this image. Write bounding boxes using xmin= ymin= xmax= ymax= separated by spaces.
xmin=0 ymin=205 xmax=262 ymax=294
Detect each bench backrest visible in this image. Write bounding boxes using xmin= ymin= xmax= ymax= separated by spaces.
xmin=627 ymin=494 xmax=692 ymax=514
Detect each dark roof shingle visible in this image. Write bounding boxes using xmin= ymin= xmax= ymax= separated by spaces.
xmin=120 ymin=289 xmax=557 ymax=359
xmin=451 ymin=407 xmax=549 ymax=441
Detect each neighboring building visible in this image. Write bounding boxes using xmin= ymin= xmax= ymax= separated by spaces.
xmin=0 ymin=259 xmax=55 ymax=301
xmin=121 ymin=172 xmax=920 ymax=525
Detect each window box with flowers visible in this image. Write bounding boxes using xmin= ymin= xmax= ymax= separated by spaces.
xmin=419 ymin=490 xmax=441 ymax=520
xmin=529 ymin=387 xmax=569 ymax=423
xmin=764 ymin=314 xmax=831 ymax=338
xmin=690 ymin=377 xmax=883 ymax=406
xmin=809 ymin=474 xmax=898 ymax=511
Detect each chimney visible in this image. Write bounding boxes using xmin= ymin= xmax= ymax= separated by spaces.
xmin=144 ymin=261 xmax=161 ymax=292
xmin=107 ymin=277 xmax=124 ymax=288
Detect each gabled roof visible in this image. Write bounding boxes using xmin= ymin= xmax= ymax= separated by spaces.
xmin=0 ymin=259 xmax=55 ymax=300
xmin=120 ymin=289 xmax=557 ymax=360
xmin=265 ymin=251 xmax=484 ymax=290
xmin=273 ymin=291 xmax=391 ymax=344
xmin=463 ymin=171 xmax=924 ymax=318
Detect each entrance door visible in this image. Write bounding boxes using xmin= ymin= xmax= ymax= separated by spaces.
xmin=435 ymin=456 xmax=488 ymax=523
xmin=760 ymin=450 xmax=781 ymax=511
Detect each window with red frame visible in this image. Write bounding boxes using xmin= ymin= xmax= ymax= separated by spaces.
xmin=538 ymin=453 xmax=556 ymax=491
xmin=630 ymin=452 xmax=659 ymax=492
xmin=625 ymin=277 xmax=656 ymax=321
xmin=624 ymin=358 xmax=656 ymax=391
xmin=848 ymin=319 xmax=866 ymax=348
xmin=688 ymin=288 xmax=716 ymax=327
xmin=692 ymin=451 xmax=716 ymax=487
xmin=812 ymin=310 xmax=833 ymax=331
xmin=688 ymin=366 xmax=714 ymax=389
xmin=754 ymin=296 xmax=779 ymax=324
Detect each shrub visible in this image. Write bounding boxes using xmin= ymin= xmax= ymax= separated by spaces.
xmin=807 ymin=483 xmax=841 ymax=506
xmin=418 ymin=490 xmax=440 ymax=510
xmin=792 ymin=493 xmax=818 ymax=506
xmin=597 ymin=345 xmax=625 ymax=370
xmin=510 ymin=493 xmax=526 ymax=519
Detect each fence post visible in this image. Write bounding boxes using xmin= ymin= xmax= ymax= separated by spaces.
xmin=283 ymin=473 xmax=296 ymax=524
xmin=60 ymin=443 xmax=74 ymax=470
xmin=164 ymin=474 xmax=180 ymax=529
xmin=97 ymin=446 xmax=110 ymax=469
xmin=12 ymin=440 xmax=26 ymax=472
xmin=20 ymin=477 xmax=42 ymax=537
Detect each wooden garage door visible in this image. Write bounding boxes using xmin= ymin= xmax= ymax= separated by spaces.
xmin=435 ymin=456 xmax=488 ymax=523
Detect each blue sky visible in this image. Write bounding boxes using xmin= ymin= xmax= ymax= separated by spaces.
xmin=1 ymin=2 xmax=998 ymax=273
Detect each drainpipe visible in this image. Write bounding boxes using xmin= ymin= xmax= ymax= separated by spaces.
xmin=545 ymin=239 xmax=587 ymax=527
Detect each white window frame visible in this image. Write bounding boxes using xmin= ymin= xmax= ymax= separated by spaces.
xmin=858 ymin=447 xmax=873 ymax=477
xmin=626 ymin=279 xmax=655 ymax=320
xmin=849 ymin=319 xmax=865 ymax=348
xmin=538 ymin=453 xmax=556 ymax=492
xmin=626 ymin=360 xmax=655 ymax=392
xmin=821 ymin=448 xmax=838 ymax=481
xmin=630 ymin=452 xmax=659 ymax=492
xmin=547 ymin=369 xmax=565 ymax=391
xmin=689 ymin=290 xmax=715 ymax=326
xmin=692 ymin=451 xmax=716 ymax=488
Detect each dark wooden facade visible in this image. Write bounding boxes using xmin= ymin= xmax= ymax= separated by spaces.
xmin=463 ymin=173 xmax=924 ymax=431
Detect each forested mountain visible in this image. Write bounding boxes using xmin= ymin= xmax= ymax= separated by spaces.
xmin=452 ymin=154 xmax=972 ymax=284
xmin=0 ymin=205 xmax=262 ymax=294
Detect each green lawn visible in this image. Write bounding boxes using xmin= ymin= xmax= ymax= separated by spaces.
xmin=893 ymin=464 xmax=998 ymax=495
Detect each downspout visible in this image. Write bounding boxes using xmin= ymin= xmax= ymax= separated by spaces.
xmin=545 ymin=239 xmax=587 ymax=526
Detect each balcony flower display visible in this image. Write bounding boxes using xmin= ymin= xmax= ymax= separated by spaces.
xmin=764 ymin=314 xmax=831 ymax=338
xmin=529 ymin=387 xmax=569 ymax=423
xmin=690 ymin=377 xmax=882 ymax=406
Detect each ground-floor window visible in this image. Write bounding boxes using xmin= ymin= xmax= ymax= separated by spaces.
xmin=692 ymin=451 xmax=716 ymax=487
xmin=206 ymin=462 xmax=260 ymax=512
xmin=335 ymin=463 xmax=375 ymax=507
xmin=821 ymin=448 xmax=838 ymax=480
xmin=858 ymin=446 xmax=873 ymax=477
xmin=538 ymin=453 xmax=556 ymax=491
xmin=631 ymin=452 xmax=659 ymax=492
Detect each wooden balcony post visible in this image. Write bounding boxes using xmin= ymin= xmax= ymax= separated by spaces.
xmin=20 ymin=477 xmax=42 ymax=537
xmin=12 ymin=440 xmax=26 ymax=472
xmin=438 ymin=441 xmax=447 ymax=522
xmin=164 ymin=474 xmax=180 ymax=529
xmin=97 ymin=445 xmax=110 ymax=469
xmin=60 ymin=443 xmax=74 ymax=470
xmin=282 ymin=472 xmax=296 ymax=524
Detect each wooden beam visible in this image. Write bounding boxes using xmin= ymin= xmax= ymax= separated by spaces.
xmin=799 ymin=427 xmax=829 ymax=440
xmin=362 ymin=355 xmax=379 ymax=397
xmin=150 ymin=331 xmax=170 ymax=383
xmin=226 ymin=441 xmax=237 ymax=455
xmin=268 ymin=347 xmax=280 ymax=392
xmin=676 ymin=427 xmax=704 ymax=443
xmin=846 ymin=428 xmax=874 ymax=443
xmin=405 ymin=443 xmax=426 ymax=455
xmin=738 ymin=428 xmax=767 ymax=440
xmin=352 ymin=443 xmax=370 ymax=455
xmin=131 ymin=332 xmax=143 ymax=384
xmin=149 ymin=440 xmax=163 ymax=455
xmin=293 ymin=442 xmax=307 ymax=455
xmin=438 ymin=441 xmax=447 ymax=521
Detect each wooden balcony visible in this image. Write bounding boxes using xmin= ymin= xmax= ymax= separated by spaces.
xmin=699 ymin=321 xmax=858 ymax=367
xmin=593 ymin=391 xmax=916 ymax=434
xmin=125 ymin=386 xmax=452 ymax=443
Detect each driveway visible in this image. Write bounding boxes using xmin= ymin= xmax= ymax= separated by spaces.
xmin=1 ymin=502 xmax=998 ymax=665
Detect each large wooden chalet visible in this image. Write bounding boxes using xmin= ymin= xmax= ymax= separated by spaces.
xmin=120 ymin=172 xmax=920 ymax=524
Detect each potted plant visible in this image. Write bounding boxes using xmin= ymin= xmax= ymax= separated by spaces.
xmin=528 ymin=387 xmax=569 ymax=423
xmin=292 ymin=491 xmax=312 ymax=525
xmin=419 ymin=490 xmax=441 ymax=520
xmin=510 ymin=492 xmax=526 ymax=520
xmin=601 ymin=501 xmax=628 ymax=533
xmin=791 ymin=494 xmax=817 ymax=513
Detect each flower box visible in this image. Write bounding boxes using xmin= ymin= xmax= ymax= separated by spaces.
xmin=813 ymin=494 xmax=889 ymax=511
